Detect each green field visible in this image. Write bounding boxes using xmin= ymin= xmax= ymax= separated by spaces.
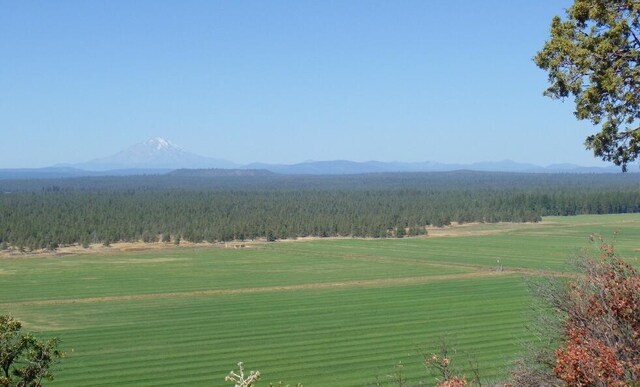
xmin=2 ymin=214 xmax=640 ymax=386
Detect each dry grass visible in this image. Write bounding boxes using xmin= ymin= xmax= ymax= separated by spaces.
xmin=0 ymin=238 xmax=275 ymax=259
xmin=425 ymin=221 xmax=547 ymax=237
xmin=108 ymin=258 xmax=183 ymax=264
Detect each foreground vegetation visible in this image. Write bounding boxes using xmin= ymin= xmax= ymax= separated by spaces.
xmin=2 ymin=172 xmax=640 ymax=250
xmin=1 ymin=214 xmax=639 ymax=385
xmin=0 ymin=315 xmax=63 ymax=387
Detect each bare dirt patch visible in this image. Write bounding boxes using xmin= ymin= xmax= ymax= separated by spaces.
xmin=425 ymin=221 xmax=545 ymax=238
xmin=20 ymin=318 xmax=70 ymax=332
xmin=0 ymin=241 xmax=206 ymax=259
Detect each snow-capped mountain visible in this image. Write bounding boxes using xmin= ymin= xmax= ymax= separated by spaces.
xmin=74 ymin=137 xmax=236 ymax=171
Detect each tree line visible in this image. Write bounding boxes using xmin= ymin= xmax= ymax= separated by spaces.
xmin=1 ymin=171 xmax=639 ymax=251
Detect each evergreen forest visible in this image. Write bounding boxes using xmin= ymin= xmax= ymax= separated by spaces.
xmin=1 ymin=171 xmax=639 ymax=251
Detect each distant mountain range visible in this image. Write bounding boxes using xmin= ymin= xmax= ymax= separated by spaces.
xmin=244 ymin=159 xmax=623 ymax=175
xmin=0 ymin=137 xmax=630 ymax=179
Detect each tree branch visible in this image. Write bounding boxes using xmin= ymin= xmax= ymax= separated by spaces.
xmin=631 ymin=29 xmax=640 ymax=50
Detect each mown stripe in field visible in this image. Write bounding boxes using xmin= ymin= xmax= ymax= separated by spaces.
xmin=39 ymin=276 xmax=533 ymax=386
xmin=1 ymin=266 xmax=570 ymax=311
xmin=1 ymin=271 xmax=510 ymax=307
xmin=325 ymin=238 xmax=572 ymax=264
xmin=275 ymin=243 xmax=578 ymax=275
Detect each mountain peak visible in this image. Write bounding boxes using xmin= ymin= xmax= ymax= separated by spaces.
xmin=144 ymin=137 xmax=178 ymax=151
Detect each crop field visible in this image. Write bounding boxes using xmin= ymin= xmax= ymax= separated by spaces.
xmin=2 ymin=214 xmax=640 ymax=386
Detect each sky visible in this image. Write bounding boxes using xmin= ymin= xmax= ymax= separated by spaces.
xmin=0 ymin=0 xmax=612 ymax=168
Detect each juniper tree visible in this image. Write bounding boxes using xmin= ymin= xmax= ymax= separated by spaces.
xmin=536 ymin=0 xmax=640 ymax=170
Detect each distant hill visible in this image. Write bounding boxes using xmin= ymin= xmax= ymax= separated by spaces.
xmin=243 ymin=160 xmax=401 ymax=174
xmin=0 ymin=167 xmax=93 ymax=180
xmin=243 ymin=160 xmax=456 ymax=175
xmin=168 ymin=168 xmax=275 ymax=177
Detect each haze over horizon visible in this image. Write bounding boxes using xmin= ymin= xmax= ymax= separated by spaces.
xmin=0 ymin=1 xmax=615 ymax=168
xmin=47 ymin=136 xmax=627 ymax=171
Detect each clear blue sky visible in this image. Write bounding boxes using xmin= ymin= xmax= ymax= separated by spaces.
xmin=0 ymin=0 xmax=608 ymax=168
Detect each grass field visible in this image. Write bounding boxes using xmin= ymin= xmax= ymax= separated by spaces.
xmin=2 ymin=214 xmax=640 ymax=386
